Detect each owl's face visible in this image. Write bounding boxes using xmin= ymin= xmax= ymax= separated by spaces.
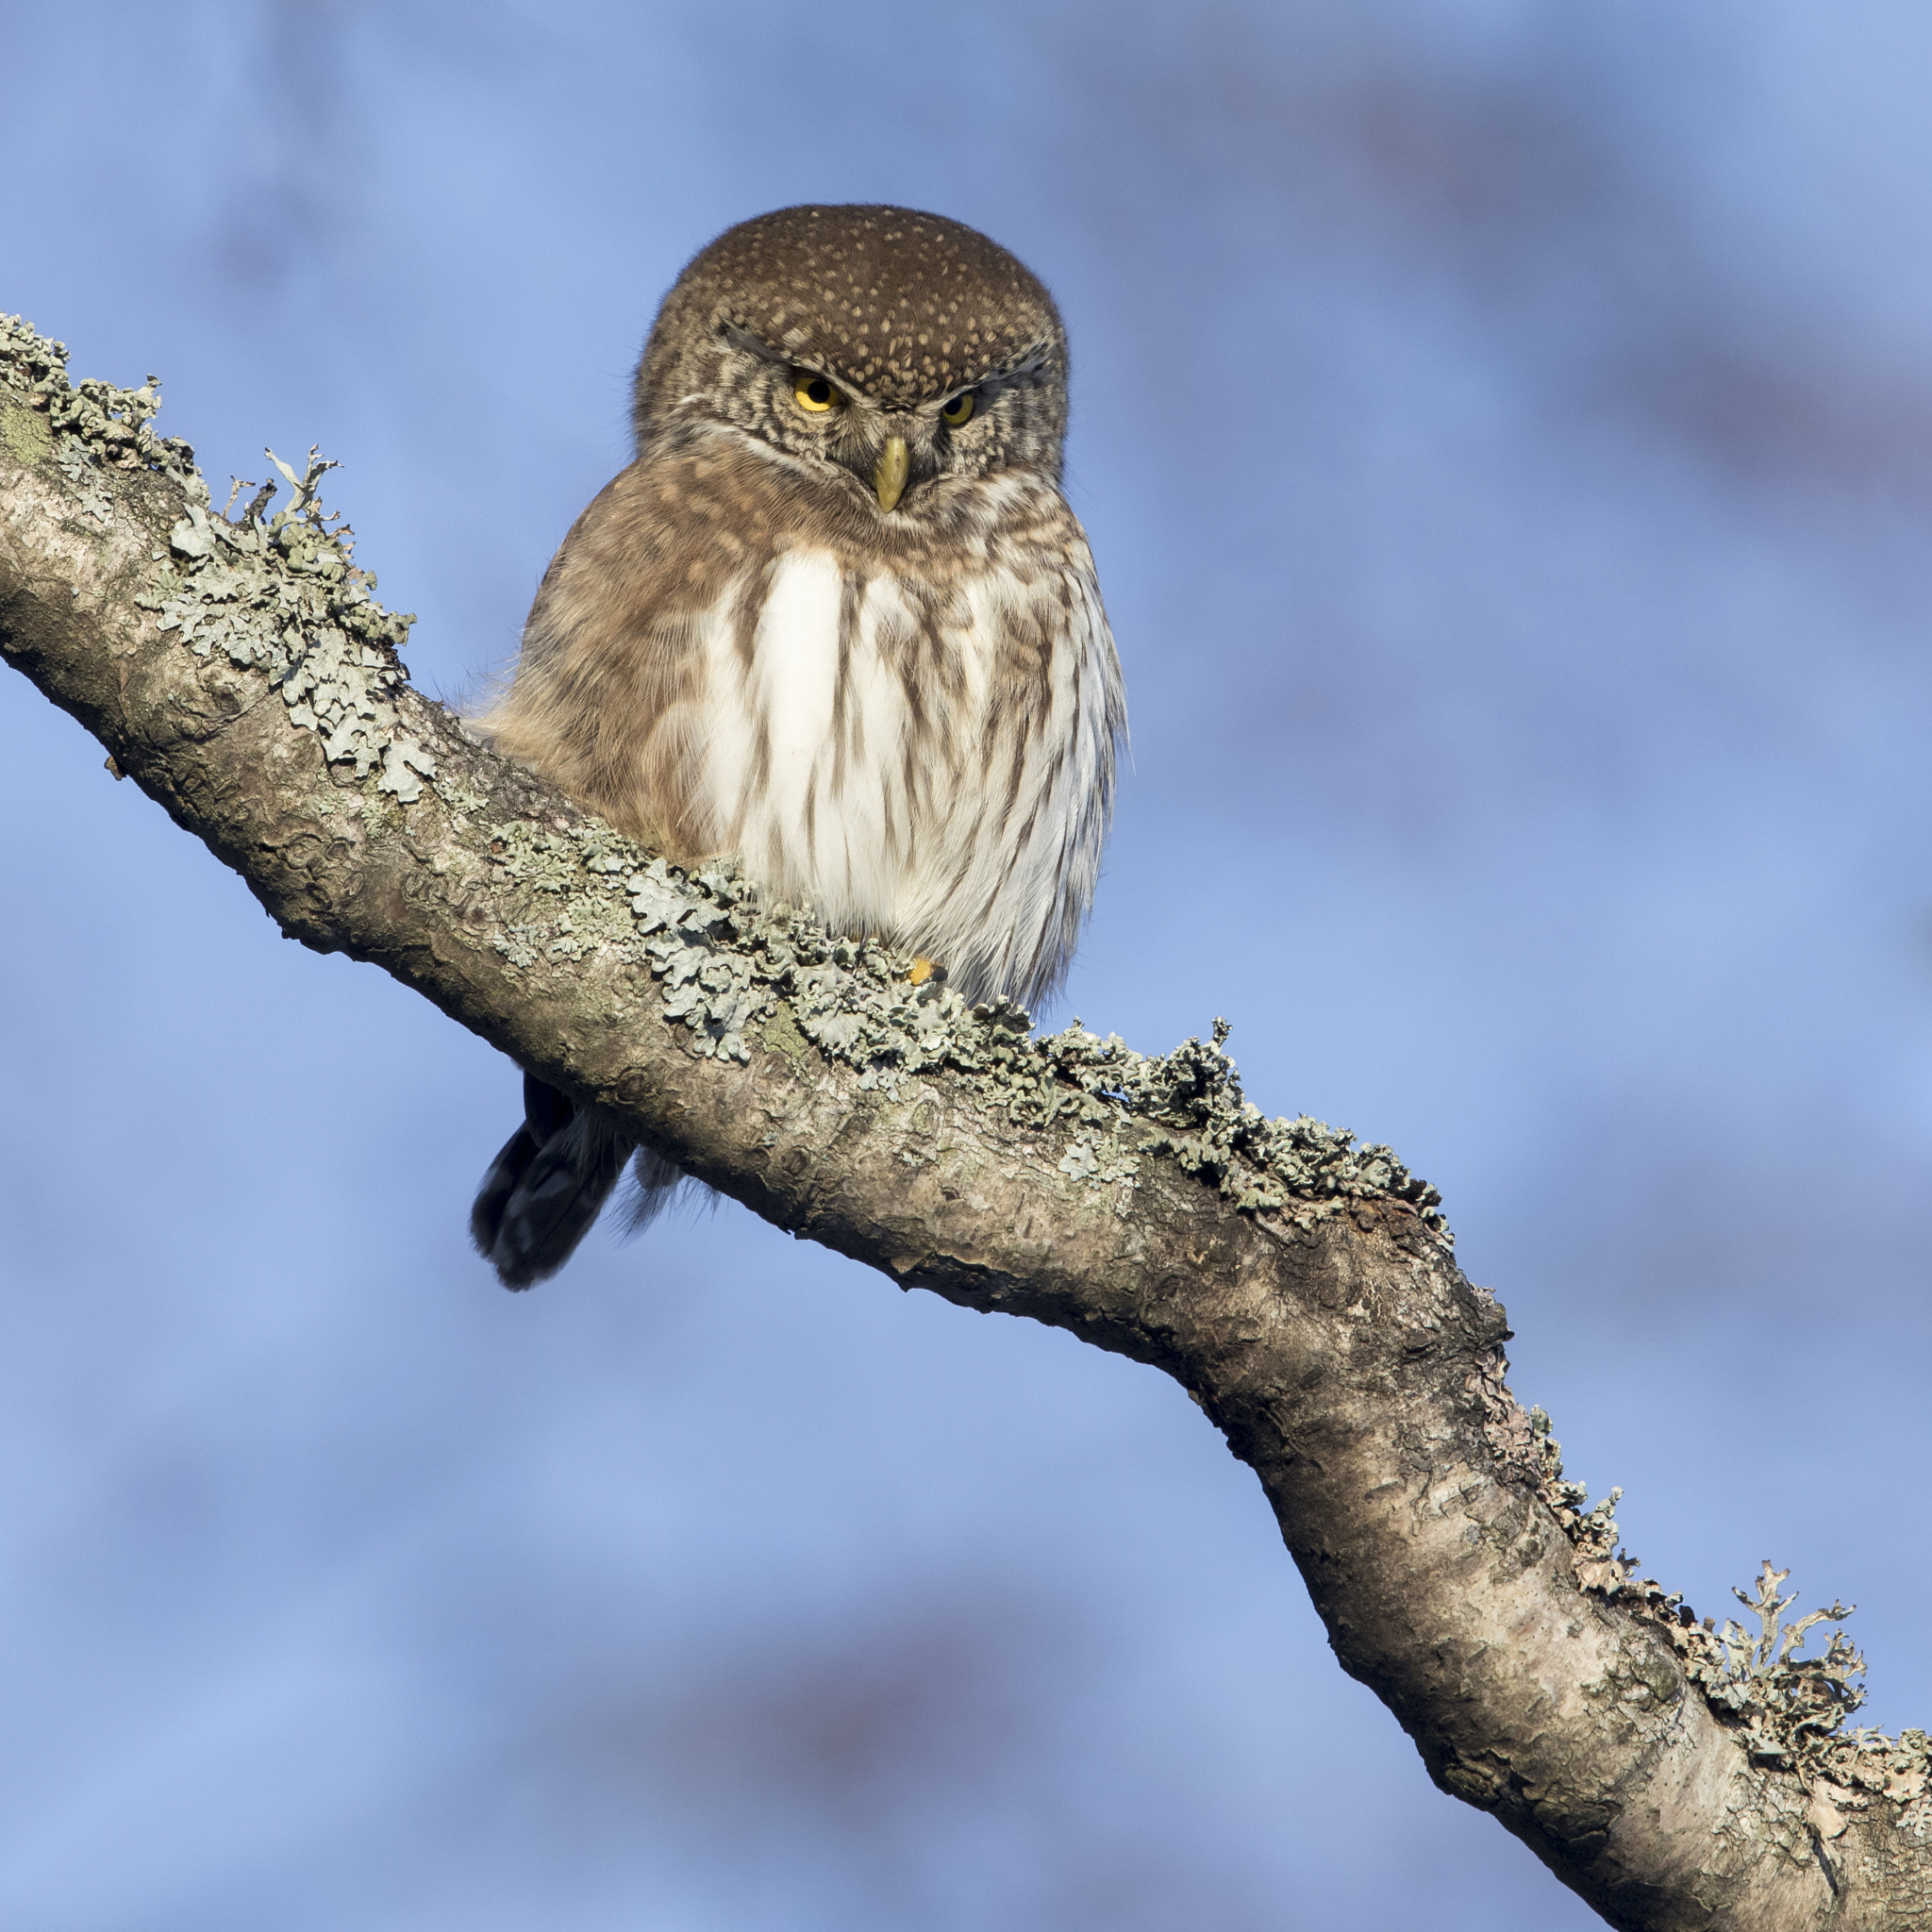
xmin=682 ymin=325 xmax=1063 ymax=516
xmin=631 ymin=205 xmax=1070 ymax=524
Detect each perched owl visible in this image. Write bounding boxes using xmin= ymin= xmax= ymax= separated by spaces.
xmin=471 ymin=205 xmax=1126 ymax=1288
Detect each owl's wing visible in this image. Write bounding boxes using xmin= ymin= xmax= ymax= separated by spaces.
xmin=467 ymin=458 xmax=741 ymax=1286
xmin=475 ymin=455 xmax=738 ymax=859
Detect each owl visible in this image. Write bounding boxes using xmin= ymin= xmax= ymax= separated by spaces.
xmin=471 ymin=205 xmax=1126 ymax=1288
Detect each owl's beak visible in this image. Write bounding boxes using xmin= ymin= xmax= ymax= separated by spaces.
xmin=874 ymin=436 xmax=909 ymax=513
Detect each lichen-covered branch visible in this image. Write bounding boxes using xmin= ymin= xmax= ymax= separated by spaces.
xmin=2 ymin=313 xmax=1926 ymax=1931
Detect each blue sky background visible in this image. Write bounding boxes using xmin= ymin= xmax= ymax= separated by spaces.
xmin=7 ymin=3 xmax=1932 ymax=1925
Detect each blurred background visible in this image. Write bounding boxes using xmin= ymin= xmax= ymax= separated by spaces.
xmin=6 ymin=2 xmax=1932 ymax=1925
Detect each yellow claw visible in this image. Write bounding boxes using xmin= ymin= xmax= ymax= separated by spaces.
xmin=874 ymin=435 xmax=909 ymax=512
xmin=908 ymin=957 xmax=936 ymax=986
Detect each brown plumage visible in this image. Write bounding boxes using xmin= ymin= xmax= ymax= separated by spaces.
xmin=472 ymin=206 xmax=1125 ymax=1289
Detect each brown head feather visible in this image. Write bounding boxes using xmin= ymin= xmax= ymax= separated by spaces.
xmin=633 ymin=205 xmax=1066 ymax=439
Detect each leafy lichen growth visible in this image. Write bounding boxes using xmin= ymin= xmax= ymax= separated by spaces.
xmin=149 ymin=446 xmax=431 ymax=798
xmin=0 ymin=316 xmax=429 ymax=802
xmin=1474 ymin=1354 xmax=1929 ymax=1821
xmin=1616 ymin=1547 xmax=1931 ymax=1830
xmin=2 ymin=315 xmax=183 ymax=524
xmin=1030 ymin=1016 xmax=1443 ymax=1225
xmin=470 ymin=816 xmax=1450 ymax=1230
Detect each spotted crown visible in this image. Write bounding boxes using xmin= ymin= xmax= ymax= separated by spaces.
xmin=632 ymin=204 xmax=1067 ymax=438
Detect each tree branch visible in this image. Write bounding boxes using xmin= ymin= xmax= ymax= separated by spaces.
xmin=3 ymin=314 xmax=1925 ymax=1930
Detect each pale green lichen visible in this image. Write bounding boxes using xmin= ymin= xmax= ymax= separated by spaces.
xmin=147 ymin=444 xmax=430 ymax=798
xmin=1551 ymin=1445 xmax=1868 ymax=1775
xmin=0 ymin=316 xmax=429 ymax=802
xmin=2 ymin=398 xmax=52 ymax=469
xmin=1478 ymin=1375 xmax=1931 ymax=1821
xmin=470 ymin=814 xmax=1448 ymax=1229
xmin=1640 ymin=1559 xmax=1932 ymax=1842
xmin=1 ymin=316 xmax=175 ymax=525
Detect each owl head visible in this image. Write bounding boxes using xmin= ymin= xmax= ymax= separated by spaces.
xmin=631 ymin=205 xmax=1070 ymax=516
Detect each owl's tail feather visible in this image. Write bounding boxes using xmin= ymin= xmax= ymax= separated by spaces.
xmin=471 ymin=1072 xmax=639 ymax=1290
xmin=615 ymin=1145 xmax=691 ymax=1238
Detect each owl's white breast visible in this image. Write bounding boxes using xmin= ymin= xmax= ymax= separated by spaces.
xmin=686 ymin=542 xmax=1120 ymax=1008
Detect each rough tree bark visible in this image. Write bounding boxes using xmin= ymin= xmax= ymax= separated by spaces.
xmin=2 ymin=315 xmax=1926 ymax=1931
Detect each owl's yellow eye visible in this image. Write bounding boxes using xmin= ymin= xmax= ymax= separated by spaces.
xmin=941 ymin=390 xmax=976 ymax=427
xmin=793 ymin=374 xmax=841 ymax=413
